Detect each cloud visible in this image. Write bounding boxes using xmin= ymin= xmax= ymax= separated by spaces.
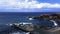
xmin=43 ymin=3 xmax=60 ymax=8
xmin=0 ymin=0 xmax=60 ymax=9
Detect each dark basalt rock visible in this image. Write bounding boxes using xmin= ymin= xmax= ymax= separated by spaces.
xmin=11 ymin=24 xmax=36 ymax=32
xmin=33 ymin=15 xmax=50 ymax=20
xmin=28 ymin=16 xmax=33 ymax=18
xmin=33 ymin=13 xmax=60 ymax=21
xmin=11 ymin=23 xmax=60 ymax=34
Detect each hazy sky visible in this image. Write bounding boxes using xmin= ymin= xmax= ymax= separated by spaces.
xmin=0 ymin=0 xmax=60 ymax=12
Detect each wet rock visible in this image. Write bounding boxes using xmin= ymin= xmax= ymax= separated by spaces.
xmin=11 ymin=23 xmax=35 ymax=32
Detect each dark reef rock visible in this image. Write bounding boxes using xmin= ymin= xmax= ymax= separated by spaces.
xmin=33 ymin=13 xmax=60 ymax=21
xmin=11 ymin=24 xmax=35 ymax=32
xmin=33 ymin=14 xmax=50 ymax=20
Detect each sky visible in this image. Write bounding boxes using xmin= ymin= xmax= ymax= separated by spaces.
xmin=0 ymin=0 xmax=60 ymax=12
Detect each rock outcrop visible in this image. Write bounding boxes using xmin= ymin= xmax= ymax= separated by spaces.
xmin=32 ymin=13 xmax=60 ymax=21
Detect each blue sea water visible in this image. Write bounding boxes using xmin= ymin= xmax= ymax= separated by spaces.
xmin=0 ymin=12 xmax=58 ymax=34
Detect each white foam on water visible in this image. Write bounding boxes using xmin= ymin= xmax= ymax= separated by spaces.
xmin=50 ymin=20 xmax=58 ymax=26
xmin=26 ymin=32 xmax=30 ymax=34
xmin=10 ymin=32 xmax=30 ymax=34
xmin=10 ymin=32 xmax=23 ymax=34
xmin=29 ymin=18 xmax=33 ymax=20
xmin=6 ymin=24 xmax=13 ymax=26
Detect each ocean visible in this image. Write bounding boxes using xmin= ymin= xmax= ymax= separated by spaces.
xmin=0 ymin=12 xmax=58 ymax=34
